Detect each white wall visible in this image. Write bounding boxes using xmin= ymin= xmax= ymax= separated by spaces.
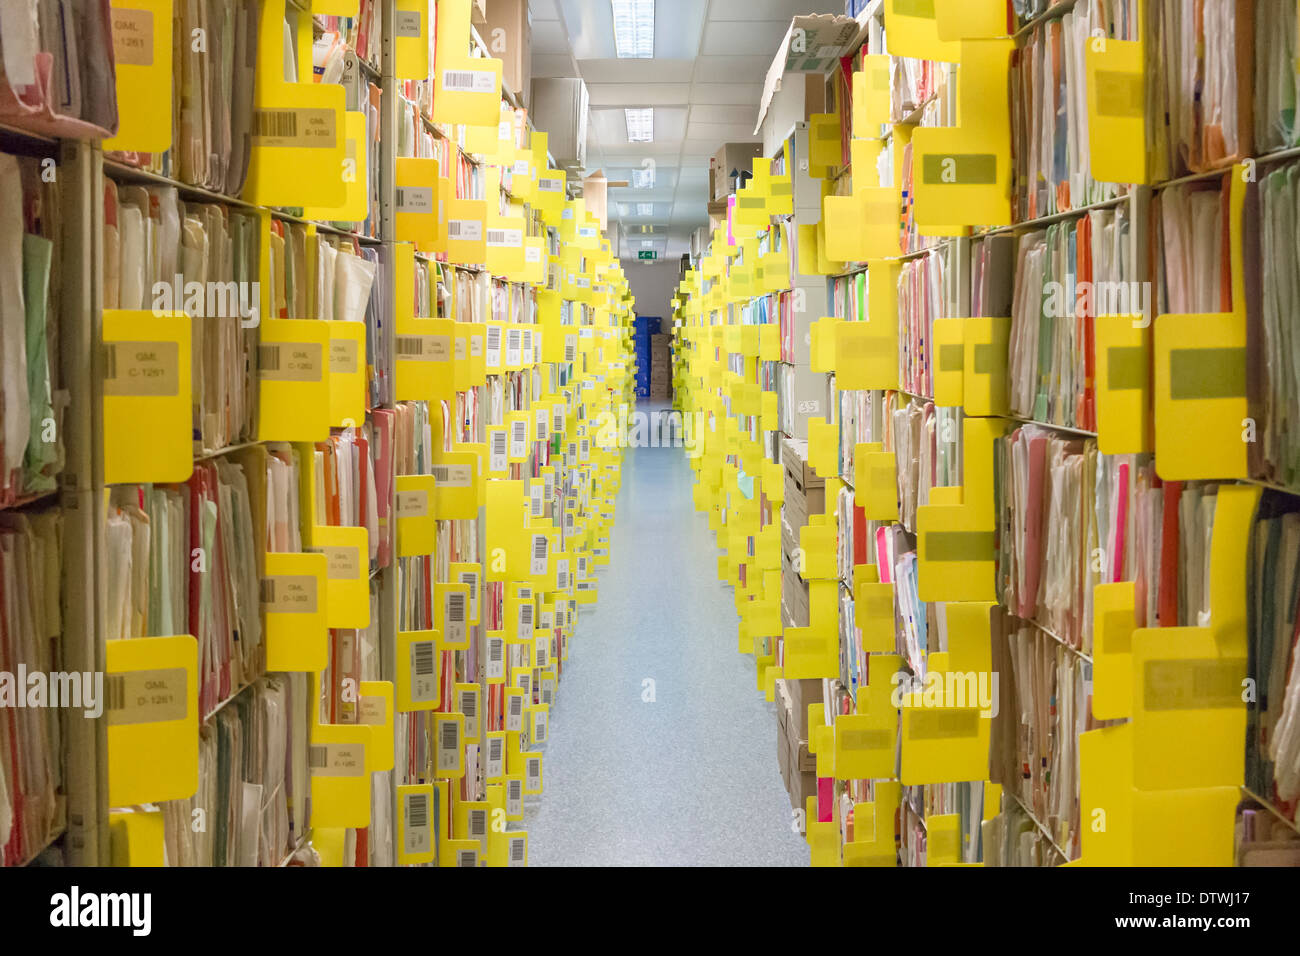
xmin=624 ymin=259 xmax=681 ymax=320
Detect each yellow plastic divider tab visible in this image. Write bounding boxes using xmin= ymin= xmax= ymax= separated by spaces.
xmin=303 ymin=112 xmax=370 ymax=222
xmin=899 ymin=686 xmax=988 ymax=785
xmin=784 ymin=627 xmax=838 ymax=680
xmin=245 ymin=1 xmax=345 ymax=207
xmin=962 ymin=316 xmax=1011 ymax=417
xmin=511 ymin=148 xmax=537 ymax=201
xmin=535 ymin=168 xmax=567 ymax=222
xmin=396 ymin=475 xmax=438 ymax=557
xmin=393 ymin=0 xmax=430 ymax=79
xmin=328 ymin=321 xmax=367 ymax=428
xmin=486 ymin=214 xmax=527 ymax=279
xmin=257 ymin=318 xmax=331 ymax=441
xmin=486 ymin=480 xmax=531 ymax=582
xmin=103 ymin=310 xmax=193 ymax=484
xmin=809 ymin=113 xmax=842 ymax=174
xmin=1085 ymin=2 xmax=1148 ymax=185
xmin=395 ymin=314 xmax=456 ymax=403
xmin=798 ymin=517 xmax=837 ymax=580
xmin=396 ymin=784 xmax=436 ymax=865
xmin=934 ymin=0 xmax=1008 ymax=39
xmin=916 ymin=416 xmax=1004 ymax=601
xmin=106 ymin=635 xmax=198 ymax=806
xmin=524 ymin=235 xmax=547 ymax=284
xmin=885 ymin=0 xmax=962 ymax=61
xmin=1093 ymin=581 xmax=1137 ymax=720
xmin=1153 ymin=171 xmax=1250 ymax=480
xmin=837 ymin=269 xmax=900 ymax=389
xmin=306 ymin=524 xmax=369 ymax=628
xmin=104 ymin=0 xmax=174 ymax=153
xmin=926 ymin=813 xmax=963 ymax=865
xmin=394 ymin=157 xmax=442 ymax=248
xmin=432 ymin=1 xmax=503 ymax=126
xmin=445 ymin=197 xmax=490 ymax=265
xmin=912 ymin=39 xmax=1013 ymax=227
xmin=834 ymin=712 xmax=895 ymax=780
xmin=853 ymin=566 xmax=896 ymax=653
xmin=435 ymin=712 xmax=466 ymax=780
xmin=1095 ymin=313 xmax=1152 ymax=454
xmin=263 ymin=551 xmax=329 ymax=672
xmin=853 ymin=55 xmax=892 ymax=136
xmin=931 ymin=317 xmax=965 ymax=407
xmin=854 ymin=444 xmax=899 ymax=521
xmin=309 ymin=720 xmax=370 ymax=828
xmin=358 ymin=680 xmax=394 ymax=773
xmin=312 ymin=827 xmax=347 ymax=866
xmin=430 ymin=451 xmax=481 ymax=519
xmin=807 ymin=418 xmax=838 ymax=479
xmin=109 ymin=808 xmax=166 ymax=867
xmin=815 ymin=722 xmax=836 ymax=778
xmin=823 ymin=184 xmax=902 ymax=263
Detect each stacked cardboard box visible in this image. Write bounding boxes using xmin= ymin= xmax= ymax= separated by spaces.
xmin=776 ymin=676 xmax=823 ymax=812
xmin=780 ymin=437 xmax=825 ymax=627
xmin=649 ymin=333 xmax=672 ymax=399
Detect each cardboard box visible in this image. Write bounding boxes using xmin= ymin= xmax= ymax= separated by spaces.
xmin=781 ymin=546 xmax=809 ymax=627
xmin=711 ymin=142 xmax=764 ymax=201
xmin=784 ymin=678 xmax=823 ymax=741
xmin=582 ymin=171 xmax=608 ymax=230
xmin=482 ymin=0 xmax=529 ymax=103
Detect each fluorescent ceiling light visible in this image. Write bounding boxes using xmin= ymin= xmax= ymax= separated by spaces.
xmin=624 ymin=108 xmax=653 ymax=143
xmin=636 ymin=203 xmax=654 ymax=215
xmin=611 ymin=0 xmax=654 ymax=59
xmin=618 ymin=203 xmax=630 ymax=215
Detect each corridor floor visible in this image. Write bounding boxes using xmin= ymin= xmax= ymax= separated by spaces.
xmin=524 ymin=409 xmax=809 ymax=866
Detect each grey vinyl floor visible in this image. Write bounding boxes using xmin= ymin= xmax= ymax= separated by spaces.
xmin=523 ymin=405 xmax=808 ymax=866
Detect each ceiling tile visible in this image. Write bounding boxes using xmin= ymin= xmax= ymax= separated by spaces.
xmin=588 ymin=83 xmax=692 ymax=107
xmin=575 ymin=58 xmax=693 ymax=84
xmin=689 ymin=79 xmax=766 ymax=103
xmin=691 ymin=56 xmax=772 ymax=84
xmin=528 ymin=0 xmax=562 ymax=19
xmin=707 ymin=0 xmax=802 ymax=18
xmin=531 ymin=54 xmax=576 ymax=77
xmin=700 ymin=19 xmax=790 ymax=56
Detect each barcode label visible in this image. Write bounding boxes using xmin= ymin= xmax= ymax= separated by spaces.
xmin=530 ymin=534 xmax=548 ymax=576
xmin=430 ymin=463 xmax=472 ymax=487
xmin=447 ymin=219 xmax=483 ymax=242
xmin=509 ymin=836 xmax=525 ymax=866
xmin=396 ymin=186 xmax=434 ymax=214
xmin=506 ymin=693 xmax=523 ymax=731
xmin=106 ymin=675 xmax=126 ymax=712
xmin=487 ymin=637 xmax=505 ymax=680
xmin=535 ymin=636 xmax=548 ymax=669
xmin=459 ymin=688 xmax=479 ymax=739
xmin=253 ymin=108 xmax=336 ymax=148
xmin=556 ymin=559 xmax=569 ymax=591
xmin=105 ymin=668 xmax=186 ymax=725
xmin=525 ymin=245 xmax=542 ymax=263
xmin=490 ymin=429 xmax=508 ymax=472
xmin=437 ymin=718 xmax=460 ymax=771
xmin=260 ymin=343 xmax=323 ymax=381
xmin=533 ymin=709 xmax=547 ymax=741
xmin=469 ymin=808 xmax=487 ymax=838
xmin=485 ymin=325 xmax=502 ymax=367
xmin=487 ymin=736 xmax=503 ymax=777
xmin=507 ymin=779 xmax=522 ymax=815
xmin=539 ymin=177 xmax=563 ymax=192
xmin=442 ymin=68 xmax=495 ymax=93
xmin=404 ymin=791 xmax=430 ymax=855
xmin=526 ymin=757 xmax=541 ymax=789
xmin=460 ymin=570 xmax=479 ymax=622
xmin=444 ymin=590 xmax=466 ymax=646
xmin=578 ymin=557 xmax=588 ymax=578
xmin=535 ymin=408 xmax=548 ymax=443
xmin=395 ymin=10 xmax=422 ymax=36
xmin=530 ymin=484 xmax=544 ymax=516
xmin=411 ymin=640 xmax=436 ymax=703
xmin=518 ymin=602 xmax=534 ymax=642
xmin=564 ymin=336 xmax=577 ymax=362
xmin=309 ymin=745 xmax=328 ymax=768
xmin=395 ymin=335 xmax=450 ymax=361
xmin=506 ymin=329 xmax=523 ymax=367
xmin=457 ymin=849 xmax=478 ymax=867
xmin=486 ymin=228 xmax=522 ymax=247
xmin=511 ymin=419 xmax=528 ymax=459
xmin=309 ymin=742 xmax=365 ymax=777
xmin=554 ymin=405 xmax=566 ymax=433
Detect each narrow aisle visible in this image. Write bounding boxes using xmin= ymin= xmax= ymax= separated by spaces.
xmin=525 ymin=410 xmax=808 ymax=866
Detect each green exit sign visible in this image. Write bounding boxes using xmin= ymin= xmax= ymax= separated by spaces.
xmin=638 ymin=250 xmax=657 ymax=260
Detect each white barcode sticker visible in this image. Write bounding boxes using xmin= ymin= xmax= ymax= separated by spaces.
xmin=396 ymin=186 xmax=434 ymax=214
xmin=459 ymin=569 xmax=480 ymax=622
xmin=540 ymin=610 xmax=554 ymax=629
xmin=506 ymin=693 xmax=523 ymax=732
xmin=395 ymin=10 xmax=422 ymax=37
xmin=403 ymin=791 xmax=430 ymax=854
xmin=410 ymin=639 xmax=437 ymax=703
xmin=508 ymin=835 xmax=526 ymax=867
xmin=530 ymin=534 xmax=548 ymax=577
xmin=526 ymin=756 xmax=542 ymax=792
xmin=533 ymin=708 xmax=547 ymax=742
xmin=442 ymin=68 xmax=496 ymax=93
xmin=543 ymin=472 xmax=555 ymax=502
xmin=431 ymin=463 xmax=472 ymax=488
xmin=556 ymin=558 xmax=570 ymax=591
xmin=534 ymin=636 xmax=548 ymax=669
xmin=518 ymin=602 xmax=533 ymax=642
xmin=507 ymin=779 xmax=522 ymax=816
xmin=487 ymin=734 xmax=504 ymax=778
xmin=447 ymin=219 xmax=483 ymax=242
xmin=309 ymin=742 xmax=366 ymax=777
xmin=469 ymin=808 xmax=488 ymax=839
xmin=459 ymin=687 xmax=480 ymax=740
xmin=506 ymin=329 xmax=522 ymax=367
xmin=444 ymin=589 xmax=467 ymax=646
xmin=539 ymin=177 xmax=563 ymax=192
xmin=490 ymin=428 xmax=508 ymax=473
xmin=510 ymin=418 xmax=528 ymax=459
xmin=486 ymin=228 xmax=523 ymax=248
xmin=436 ymin=716 xmax=461 ymax=772
xmin=525 ymin=245 xmax=542 ymax=263
xmin=485 ymin=324 xmax=502 ymax=367
xmin=564 ymin=335 xmax=577 ymax=362
xmin=457 ymin=848 xmax=478 ymax=867
xmin=535 ymin=408 xmax=548 ymax=444
xmin=487 ymin=637 xmax=505 ymax=680
xmin=530 ymin=483 xmax=544 ymax=517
